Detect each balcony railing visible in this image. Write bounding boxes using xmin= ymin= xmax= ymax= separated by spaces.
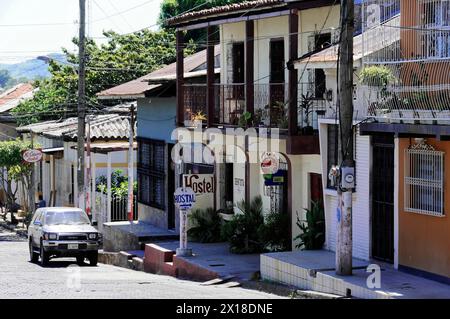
xmin=183 ymin=84 xmax=208 ymax=122
xmin=183 ymin=82 xmax=331 ymax=129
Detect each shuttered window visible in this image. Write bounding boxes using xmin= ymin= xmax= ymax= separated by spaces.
xmin=404 ymin=141 xmax=445 ymax=217
xmin=138 ymin=138 xmax=165 ymax=209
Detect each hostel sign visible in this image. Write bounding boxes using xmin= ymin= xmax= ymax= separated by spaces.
xmin=174 ymin=187 xmax=196 ymax=210
xmin=174 ymin=187 xmax=195 ymax=257
xmin=182 ymin=174 xmax=215 ymax=210
xmin=22 ymin=149 xmax=43 ymax=163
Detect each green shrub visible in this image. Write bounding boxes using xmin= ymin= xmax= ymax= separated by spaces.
xmin=294 ymin=201 xmax=325 ymax=250
xmin=221 ymin=196 xmax=265 ymax=254
xmin=258 ymin=210 xmax=291 ymax=252
xmin=187 ymin=207 xmax=223 ymax=243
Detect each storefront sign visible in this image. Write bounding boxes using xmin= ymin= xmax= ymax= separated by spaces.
xmin=174 ymin=187 xmax=196 ymax=210
xmin=263 ymin=170 xmax=287 ymax=186
xmin=182 ymin=174 xmax=215 ymax=194
xmin=183 ymin=174 xmax=214 ymax=211
xmin=261 ymin=152 xmax=280 ymax=175
xmin=22 ymin=149 xmax=43 ymax=163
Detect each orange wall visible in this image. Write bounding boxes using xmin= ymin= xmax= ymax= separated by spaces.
xmin=398 ymin=138 xmax=450 ymax=278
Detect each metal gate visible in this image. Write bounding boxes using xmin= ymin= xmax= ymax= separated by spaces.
xmin=371 ymin=135 xmax=395 ymax=263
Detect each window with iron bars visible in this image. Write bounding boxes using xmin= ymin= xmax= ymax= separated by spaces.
xmin=137 ymin=138 xmax=165 ymax=209
xmin=420 ymin=0 xmax=450 ymax=58
xmin=404 ymin=140 xmax=445 ymax=217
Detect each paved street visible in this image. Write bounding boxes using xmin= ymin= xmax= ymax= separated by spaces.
xmin=0 ymin=227 xmax=284 ymax=299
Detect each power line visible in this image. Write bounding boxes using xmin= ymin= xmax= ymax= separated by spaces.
xmin=92 ymin=0 xmax=159 ymax=23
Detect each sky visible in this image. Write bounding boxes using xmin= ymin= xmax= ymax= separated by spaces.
xmin=0 ymin=0 xmax=164 ymax=64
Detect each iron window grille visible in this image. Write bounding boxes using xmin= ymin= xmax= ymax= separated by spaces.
xmin=404 ymin=140 xmax=445 ymax=217
xmin=137 ymin=138 xmax=165 ymax=209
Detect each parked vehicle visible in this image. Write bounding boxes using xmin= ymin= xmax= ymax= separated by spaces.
xmin=27 ymin=207 xmax=101 ymax=266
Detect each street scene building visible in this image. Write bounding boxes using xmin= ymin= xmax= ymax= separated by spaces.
xmin=0 ymin=0 xmax=449 ymax=301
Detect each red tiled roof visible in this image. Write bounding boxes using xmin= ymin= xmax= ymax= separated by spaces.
xmin=0 ymin=83 xmax=35 ymax=113
xmin=97 ymin=45 xmax=220 ymax=99
xmin=166 ymin=0 xmax=285 ymax=26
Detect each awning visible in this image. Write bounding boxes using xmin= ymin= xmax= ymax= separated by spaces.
xmin=41 ymin=147 xmax=64 ymax=154
xmin=71 ymin=142 xmax=137 ymax=154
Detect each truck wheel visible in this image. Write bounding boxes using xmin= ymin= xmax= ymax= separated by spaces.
xmin=29 ymin=239 xmax=39 ymax=263
xmin=40 ymin=241 xmax=49 ymax=267
xmin=88 ymin=251 xmax=98 ymax=266
xmin=76 ymin=255 xmax=85 ymax=266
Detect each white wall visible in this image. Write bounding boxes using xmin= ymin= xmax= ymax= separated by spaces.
xmin=319 ymin=121 xmax=371 ymax=261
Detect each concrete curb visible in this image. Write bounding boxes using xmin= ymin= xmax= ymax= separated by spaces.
xmin=98 ymin=250 xmax=144 ymax=272
xmin=240 ymin=280 xmax=299 ymax=298
xmin=0 ymin=221 xmax=27 ymax=237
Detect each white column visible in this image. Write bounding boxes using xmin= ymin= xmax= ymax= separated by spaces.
xmin=50 ymin=155 xmax=55 ymax=205
xmin=176 ymin=209 xmax=191 ymax=256
xmin=73 ymin=161 xmax=78 ymax=207
xmin=107 ymin=152 xmax=112 ymax=223
xmin=394 ymin=137 xmax=399 ymax=269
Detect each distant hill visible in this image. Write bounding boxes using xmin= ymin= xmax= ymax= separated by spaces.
xmin=0 ymin=53 xmax=66 ymax=81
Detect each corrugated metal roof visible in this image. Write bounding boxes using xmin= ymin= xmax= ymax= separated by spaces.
xmin=166 ymin=0 xmax=285 ymax=26
xmin=97 ymin=45 xmax=220 ymax=99
xmin=17 ymin=114 xmax=133 ymax=141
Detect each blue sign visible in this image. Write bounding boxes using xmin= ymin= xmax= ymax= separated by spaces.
xmin=264 ymin=170 xmax=287 ymax=186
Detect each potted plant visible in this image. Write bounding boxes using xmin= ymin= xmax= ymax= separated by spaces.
xmin=238 ymin=111 xmax=252 ymax=129
xmin=300 ymin=92 xmax=314 ymax=134
xmin=294 ymin=201 xmax=325 ymax=250
xmin=185 ymin=110 xmax=207 ymax=128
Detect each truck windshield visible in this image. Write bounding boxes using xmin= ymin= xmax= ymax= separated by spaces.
xmin=44 ymin=211 xmax=90 ymax=225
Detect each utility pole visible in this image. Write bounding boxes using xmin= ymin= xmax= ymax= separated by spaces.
xmin=77 ymin=0 xmax=86 ymax=211
xmin=336 ymin=0 xmax=355 ymax=276
xmin=86 ymin=116 xmax=91 ymax=219
xmin=127 ymin=104 xmax=135 ymax=222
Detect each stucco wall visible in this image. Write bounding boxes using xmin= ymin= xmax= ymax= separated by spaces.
xmin=137 ymin=97 xmax=176 ymax=143
xmin=319 ymin=122 xmax=372 ymax=261
xmin=398 ymin=138 xmax=450 ymax=278
xmin=220 ymin=6 xmax=340 ymax=87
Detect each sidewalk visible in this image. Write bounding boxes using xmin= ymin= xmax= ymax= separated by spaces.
xmin=0 ymin=211 xmax=28 ymax=238
xmin=261 ymin=250 xmax=450 ymax=299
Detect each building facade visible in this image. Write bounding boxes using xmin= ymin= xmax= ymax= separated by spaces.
xmin=359 ymin=0 xmax=450 ymax=282
xmin=167 ymin=0 xmax=343 ymax=249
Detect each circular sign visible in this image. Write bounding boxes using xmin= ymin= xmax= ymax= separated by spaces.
xmin=260 ymin=152 xmax=280 ymax=175
xmin=23 ymin=149 xmax=43 ymax=163
xmin=174 ymin=187 xmax=196 ymax=210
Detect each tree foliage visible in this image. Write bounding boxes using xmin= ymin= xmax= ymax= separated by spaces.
xmin=12 ymin=29 xmax=194 ymax=125
xmin=0 ymin=140 xmax=35 ymax=215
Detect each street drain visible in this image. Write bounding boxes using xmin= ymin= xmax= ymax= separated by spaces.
xmin=209 ymin=264 xmax=225 ymax=267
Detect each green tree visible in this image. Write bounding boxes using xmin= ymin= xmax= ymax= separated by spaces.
xmin=13 ymin=29 xmax=194 ymax=125
xmin=0 ymin=140 xmax=35 ymax=220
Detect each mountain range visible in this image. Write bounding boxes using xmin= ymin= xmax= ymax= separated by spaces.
xmin=0 ymin=53 xmax=66 ymax=81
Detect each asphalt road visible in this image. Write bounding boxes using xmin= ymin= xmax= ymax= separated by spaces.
xmin=0 ymin=227 xmax=284 ymax=299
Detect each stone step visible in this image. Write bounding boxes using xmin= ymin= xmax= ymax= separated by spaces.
xmin=219 ymin=281 xmax=242 ymax=288
xmin=295 ymin=290 xmax=346 ymax=299
xmin=201 ymin=275 xmax=236 ymax=286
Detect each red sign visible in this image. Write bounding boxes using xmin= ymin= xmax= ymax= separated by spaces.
xmin=261 ymin=152 xmax=280 ymax=175
xmin=22 ymin=149 xmax=43 ymax=163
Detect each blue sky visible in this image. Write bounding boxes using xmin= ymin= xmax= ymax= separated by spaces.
xmin=0 ymin=0 xmax=163 ymax=64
